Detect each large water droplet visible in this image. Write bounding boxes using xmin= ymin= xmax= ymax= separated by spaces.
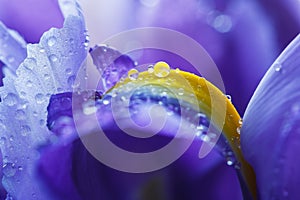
xmin=153 ymin=61 xmax=170 ymax=78
xmin=128 ymin=69 xmax=139 ymax=80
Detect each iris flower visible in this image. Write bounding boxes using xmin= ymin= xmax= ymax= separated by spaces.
xmin=0 ymin=0 xmax=299 ymax=200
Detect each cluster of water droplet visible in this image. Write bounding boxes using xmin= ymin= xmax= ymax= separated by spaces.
xmin=90 ymin=45 xmax=136 ymax=91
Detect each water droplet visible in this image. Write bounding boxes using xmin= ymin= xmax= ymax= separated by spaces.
xmin=26 ymin=80 xmax=33 ymax=87
xmin=15 ymin=109 xmax=26 ymax=120
xmin=147 ymin=65 xmax=154 ymax=73
xmin=35 ymin=93 xmax=45 ymax=104
xmin=49 ymin=54 xmax=58 ymax=62
xmin=209 ymin=13 xmax=232 ymax=33
xmin=178 ymin=88 xmax=184 ymax=96
xmin=128 ymin=69 xmax=139 ymax=80
xmin=102 ymin=95 xmax=111 ymax=105
xmin=18 ymin=166 xmax=23 ymax=171
xmin=226 ymin=95 xmax=232 ymax=102
xmin=153 ymin=61 xmax=170 ymax=78
xmin=44 ymin=74 xmax=50 ymax=80
xmin=274 ymin=63 xmax=284 ymax=73
xmin=3 ymin=93 xmax=18 ymax=106
xmin=3 ymin=163 xmax=17 ymax=177
xmin=40 ymin=48 xmax=46 ymax=53
xmin=68 ymin=75 xmax=80 ymax=88
xmin=24 ymin=57 xmax=37 ymax=70
xmin=200 ymin=134 xmax=211 ymax=142
xmin=0 ymin=137 xmax=6 ymax=145
xmin=238 ymin=118 xmax=243 ymax=125
xmin=20 ymin=125 xmax=31 ymax=136
xmin=47 ymin=36 xmax=57 ymax=47
xmin=84 ymin=31 xmax=90 ymax=49
xmin=236 ymin=127 xmax=240 ymax=134
xmin=65 ymin=68 xmax=72 ymax=74
xmin=226 ymin=158 xmax=234 ymax=166
xmin=39 ymin=119 xmax=45 ymax=126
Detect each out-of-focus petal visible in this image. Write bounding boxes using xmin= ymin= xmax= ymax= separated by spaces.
xmin=241 ymin=34 xmax=300 ymax=199
xmin=38 ymin=143 xmax=81 ymax=200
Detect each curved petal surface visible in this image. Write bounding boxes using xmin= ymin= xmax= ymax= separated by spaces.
xmin=0 ymin=0 xmax=87 ymax=198
xmin=241 ymin=34 xmax=300 ymax=199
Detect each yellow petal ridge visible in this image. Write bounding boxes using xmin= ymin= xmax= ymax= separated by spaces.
xmin=108 ymin=66 xmax=257 ymax=199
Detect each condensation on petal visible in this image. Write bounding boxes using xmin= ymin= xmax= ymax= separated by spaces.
xmin=241 ymin=34 xmax=300 ymax=199
xmin=89 ymin=45 xmax=135 ymax=91
xmin=0 ymin=0 xmax=87 ymax=199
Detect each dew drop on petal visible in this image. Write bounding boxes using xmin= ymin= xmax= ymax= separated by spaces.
xmin=236 ymin=127 xmax=240 ymax=134
xmin=24 ymin=57 xmax=37 ymax=70
xmin=26 ymin=80 xmax=33 ymax=87
xmin=273 ymin=63 xmax=284 ymax=73
xmin=147 ymin=65 xmax=154 ymax=73
xmin=15 ymin=109 xmax=26 ymax=120
xmin=35 ymin=93 xmax=45 ymax=104
xmin=239 ymin=118 xmax=243 ymax=125
xmin=153 ymin=61 xmax=170 ymax=78
xmin=102 ymin=95 xmax=111 ymax=105
xmin=49 ymin=54 xmax=58 ymax=62
xmin=128 ymin=69 xmax=139 ymax=80
xmin=3 ymin=93 xmax=18 ymax=106
xmin=68 ymin=75 xmax=80 ymax=88
xmin=47 ymin=36 xmax=57 ymax=47
xmin=3 ymin=163 xmax=17 ymax=177
xmin=178 ymin=88 xmax=184 ymax=96
xmin=226 ymin=95 xmax=232 ymax=102
xmin=20 ymin=125 xmax=31 ymax=136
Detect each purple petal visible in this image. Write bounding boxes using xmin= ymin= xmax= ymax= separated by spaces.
xmin=38 ymin=143 xmax=81 ymax=200
xmin=0 ymin=22 xmax=27 ymax=72
xmin=90 ymin=45 xmax=135 ymax=91
xmin=37 ymin=135 xmax=242 ymax=200
xmin=241 ymin=34 xmax=300 ymax=199
xmin=0 ymin=0 xmax=87 ymax=198
xmin=0 ymin=0 xmax=63 ymax=43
